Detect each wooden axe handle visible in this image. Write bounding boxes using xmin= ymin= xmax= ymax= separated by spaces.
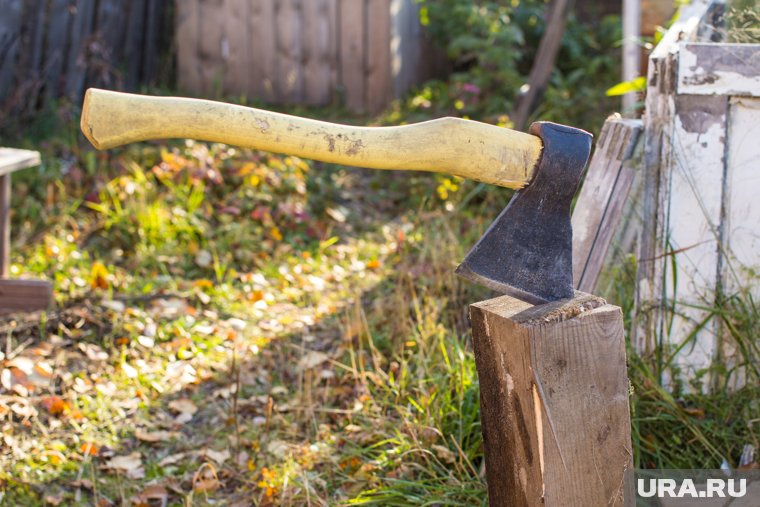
xmin=81 ymin=89 xmax=542 ymax=189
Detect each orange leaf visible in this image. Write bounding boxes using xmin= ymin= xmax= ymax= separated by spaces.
xmin=89 ymin=261 xmax=110 ymax=290
xmin=79 ymin=442 xmax=99 ymax=456
xmin=193 ymin=279 xmax=214 ymax=289
xmin=40 ymin=395 xmax=69 ymax=416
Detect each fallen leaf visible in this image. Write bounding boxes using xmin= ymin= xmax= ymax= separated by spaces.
xmin=192 ymin=279 xmax=214 ymax=289
xmin=168 ymin=398 xmax=197 ymax=416
xmin=135 ymin=429 xmax=180 ymax=443
xmin=174 ymin=412 xmax=193 ymax=424
xmin=44 ymin=493 xmax=64 ymax=505
xmin=70 ymin=479 xmax=93 ymax=490
xmin=79 ymin=442 xmax=99 ymax=456
xmin=40 ymin=395 xmax=69 ymax=416
xmin=132 ymin=484 xmax=168 ymax=506
xmin=192 ymin=463 xmax=220 ymax=493
xmin=201 ymin=448 xmax=231 ymax=465
xmin=297 ymin=350 xmax=329 ymax=371
xmin=158 ymin=452 xmax=187 ymax=467
xmin=432 ymin=444 xmax=456 ymax=464
xmin=106 ymin=452 xmax=145 ymax=479
xmin=90 ymin=261 xmax=110 ymax=290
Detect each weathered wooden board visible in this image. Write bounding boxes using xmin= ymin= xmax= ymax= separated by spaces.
xmin=634 ymin=0 xmax=760 ymax=390
xmin=679 ymin=43 xmax=760 ymax=97
xmin=249 ymin=0 xmax=277 ymax=101
xmin=176 ymin=0 xmax=201 ymax=93
xmin=43 ymin=0 xmax=73 ymax=99
xmin=65 ymin=0 xmax=97 ymax=100
xmin=366 ymin=0 xmax=393 ymax=113
xmin=470 ymin=293 xmax=632 ymax=506
xmin=170 ymin=0 xmax=432 ymax=111
xmin=663 ymin=94 xmax=727 ymax=382
xmin=0 ymin=149 xmax=41 ymax=177
xmin=725 ymin=97 xmax=760 ymax=296
xmin=197 ymin=0 xmax=226 ymax=96
xmin=224 ymin=0 xmax=250 ymax=97
xmin=634 ymin=0 xmax=712 ymax=356
xmin=97 ymin=0 xmax=129 ymax=73
xmin=0 ymin=0 xmax=23 ymax=101
xmin=0 ymin=149 xmax=46 ymax=306
xmin=276 ymin=0 xmax=304 ymax=103
xmin=124 ymin=0 xmax=148 ymax=90
xmin=572 ymin=116 xmax=642 ymax=293
xmin=302 ymin=0 xmax=336 ymax=106
xmin=339 ymin=0 xmax=365 ymax=111
xmin=0 ymin=280 xmax=53 ymax=314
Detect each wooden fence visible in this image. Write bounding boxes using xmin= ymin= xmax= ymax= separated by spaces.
xmin=176 ymin=0 xmax=441 ymax=113
xmin=0 ymin=0 xmax=171 ymax=121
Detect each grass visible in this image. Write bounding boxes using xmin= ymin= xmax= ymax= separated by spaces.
xmin=1 ymin=93 xmax=758 ymax=506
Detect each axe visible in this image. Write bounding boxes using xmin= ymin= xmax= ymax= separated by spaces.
xmin=80 ymin=88 xmax=592 ymax=304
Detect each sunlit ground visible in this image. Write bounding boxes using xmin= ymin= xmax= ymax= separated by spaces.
xmin=1 ymin=138 xmax=492 ymax=506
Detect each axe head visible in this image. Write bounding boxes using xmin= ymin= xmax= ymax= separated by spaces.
xmin=456 ymin=122 xmax=592 ymax=304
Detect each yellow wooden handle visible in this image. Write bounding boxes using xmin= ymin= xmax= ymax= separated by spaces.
xmin=81 ymin=88 xmax=542 ymax=189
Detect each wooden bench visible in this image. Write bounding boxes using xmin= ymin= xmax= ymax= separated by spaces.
xmin=0 ymin=148 xmax=53 ymax=315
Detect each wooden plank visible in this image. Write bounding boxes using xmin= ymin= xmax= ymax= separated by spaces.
xmin=95 ymin=0 xmax=128 ymax=87
xmin=275 ymin=0 xmax=304 ymax=103
xmin=470 ymin=293 xmax=632 ymax=506
xmin=64 ymin=0 xmax=97 ymax=100
xmin=302 ymin=0 xmax=334 ymax=106
xmin=0 ymin=0 xmax=23 ymax=100
xmin=14 ymin=0 xmax=45 ymax=94
xmin=633 ymin=0 xmax=713 ymax=356
xmin=197 ymin=0 xmax=226 ymax=96
xmin=0 ymin=174 xmax=9 ymax=278
xmin=44 ymin=0 xmax=72 ymax=99
xmin=678 ymin=43 xmax=760 ymax=97
xmin=0 ymin=280 xmax=53 ymax=314
xmin=141 ymin=0 xmax=162 ymax=86
xmin=124 ymin=0 xmax=147 ymax=90
xmin=0 ymin=148 xmax=40 ymax=277
xmin=176 ymin=0 xmax=200 ymax=93
xmin=338 ymin=0 xmax=365 ymax=112
xmin=572 ymin=117 xmax=642 ymax=292
xmin=660 ymin=94 xmax=727 ymax=385
xmin=223 ymin=0 xmax=250 ymax=97
xmin=725 ymin=98 xmax=760 ymax=298
xmin=0 ymin=148 xmax=41 ymax=176
xmin=365 ymin=0 xmax=392 ymax=113
xmin=249 ymin=0 xmax=277 ymax=101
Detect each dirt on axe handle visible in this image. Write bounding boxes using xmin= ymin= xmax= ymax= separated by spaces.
xmin=80 ymin=88 xmax=592 ymax=303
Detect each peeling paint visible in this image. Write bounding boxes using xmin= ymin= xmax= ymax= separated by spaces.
xmin=674 ymin=94 xmax=726 ymax=134
xmin=679 ymin=43 xmax=760 ymax=97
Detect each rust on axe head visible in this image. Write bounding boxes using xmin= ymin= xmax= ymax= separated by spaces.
xmin=456 ymin=121 xmax=592 ymax=304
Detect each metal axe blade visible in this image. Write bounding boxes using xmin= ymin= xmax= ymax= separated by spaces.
xmin=455 ymin=122 xmax=592 ymax=304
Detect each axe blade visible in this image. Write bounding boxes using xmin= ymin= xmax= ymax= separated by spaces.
xmin=456 ymin=122 xmax=592 ymax=304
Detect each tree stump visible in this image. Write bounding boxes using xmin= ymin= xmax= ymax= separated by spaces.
xmin=470 ymin=292 xmax=633 ymax=506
